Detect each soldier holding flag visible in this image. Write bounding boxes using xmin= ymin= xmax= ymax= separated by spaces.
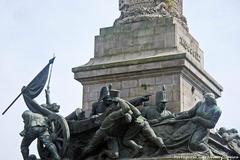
xmin=2 ymin=57 xmax=61 ymax=160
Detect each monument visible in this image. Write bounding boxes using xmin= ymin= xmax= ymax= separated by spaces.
xmin=6 ymin=1 xmax=240 ymax=160
xmin=72 ymin=0 xmax=223 ymax=115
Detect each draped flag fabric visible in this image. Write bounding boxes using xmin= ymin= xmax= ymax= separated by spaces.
xmin=24 ymin=63 xmax=50 ymax=99
xmin=22 ymin=57 xmax=55 ymax=116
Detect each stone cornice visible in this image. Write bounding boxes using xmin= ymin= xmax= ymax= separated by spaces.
xmin=72 ymin=53 xmax=223 ymax=96
xmin=72 ymin=53 xmax=185 ymax=73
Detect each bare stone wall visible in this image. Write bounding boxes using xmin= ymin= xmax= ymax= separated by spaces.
xmin=180 ymin=76 xmax=204 ymax=111
xmin=95 ymin=18 xmax=176 ymax=58
xmin=94 ymin=18 xmax=204 ymax=68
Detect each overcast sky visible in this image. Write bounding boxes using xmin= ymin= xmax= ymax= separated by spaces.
xmin=0 ymin=0 xmax=240 ymax=159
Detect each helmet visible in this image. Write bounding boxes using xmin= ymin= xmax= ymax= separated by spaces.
xmin=204 ymin=93 xmax=216 ymax=104
xmin=155 ymin=86 xmax=167 ymax=105
xmin=204 ymin=93 xmax=215 ymax=99
xmin=22 ymin=110 xmax=32 ymax=119
xmin=218 ymin=127 xmax=227 ymax=135
xmin=22 ymin=110 xmax=32 ymax=123
xmin=229 ymin=128 xmax=238 ymax=134
xmin=51 ymin=103 xmax=60 ymax=112
xmin=99 ymin=86 xmax=110 ymax=101
xmin=110 ymin=89 xmax=120 ymax=98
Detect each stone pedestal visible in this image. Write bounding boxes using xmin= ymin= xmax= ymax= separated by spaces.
xmin=72 ymin=17 xmax=222 ymax=114
xmin=124 ymin=156 xmax=226 ymax=160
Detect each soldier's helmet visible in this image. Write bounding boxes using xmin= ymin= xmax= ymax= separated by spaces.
xmin=204 ymin=93 xmax=216 ymax=104
xmin=22 ymin=110 xmax=31 ymax=117
xmin=218 ymin=127 xmax=227 ymax=135
xmin=204 ymin=93 xmax=215 ymax=99
xmin=229 ymin=128 xmax=238 ymax=134
xmin=51 ymin=103 xmax=60 ymax=112
xmin=22 ymin=110 xmax=32 ymax=122
xmin=99 ymin=86 xmax=110 ymax=101
xmin=110 ymin=89 xmax=120 ymax=98
xmin=155 ymin=85 xmax=167 ymax=105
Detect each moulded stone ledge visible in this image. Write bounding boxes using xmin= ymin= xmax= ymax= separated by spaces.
xmin=121 ymin=154 xmax=230 ymax=160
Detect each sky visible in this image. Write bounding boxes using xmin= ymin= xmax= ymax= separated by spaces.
xmin=0 ymin=0 xmax=240 ymax=159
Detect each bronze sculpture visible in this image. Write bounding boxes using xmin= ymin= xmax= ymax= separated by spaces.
xmin=5 ymin=58 xmax=239 ymax=159
xmin=17 ymin=70 xmax=239 ymax=159
xmin=175 ymin=93 xmax=222 ymax=154
xmin=16 ymin=79 xmax=240 ymax=159
xmin=80 ymin=97 xmax=133 ymax=159
xmin=142 ymin=86 xmax=174 ymax=124
xmin=20 ymin=110 xmax=60 ymax=160
xmin=122 ymin=100 xmax=166 ymax=157
xmin=150 ymin=93 xmax=222 ymax=155
xmin=217 ymin=127 xmax=240 ymax=156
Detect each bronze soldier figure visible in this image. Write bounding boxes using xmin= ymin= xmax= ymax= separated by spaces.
xmin=20 ymin=110 xmax=61 ymax=160
xmin=40 ymin=88 xmax=60 ymax=113
xmin=80 ymin=97 xmax=133 ymax=159
xmin=91 ymin=86 xmax=112 ymax=116
xmin=218 ymin=128 xmax=240 ymax=143
xmin=91 ymin=85 xmax=151 ymax=116
xmin=123 ymin=101 xmax=166 ymax=157
xmin=142 ymin=86 xmax=174 ymax=124
xmin=175 ymin=93 xmax=222 ymax=154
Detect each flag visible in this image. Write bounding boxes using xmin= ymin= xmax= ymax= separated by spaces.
xmin=22 ymin=57 xmax=55 ymax=116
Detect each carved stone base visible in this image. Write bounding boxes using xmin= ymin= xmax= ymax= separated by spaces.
xmin=121 ymin=153 xmax=231 ymax=160
xmin=123 ymin=157 xmax=227 ymax=160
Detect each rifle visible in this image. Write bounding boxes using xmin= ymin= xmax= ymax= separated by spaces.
xmin=129 ymin=94 xmax=152 ymax=107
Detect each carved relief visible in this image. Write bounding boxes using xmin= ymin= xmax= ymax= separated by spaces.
xmin=115 ymin=0 xmax=187 ymax=29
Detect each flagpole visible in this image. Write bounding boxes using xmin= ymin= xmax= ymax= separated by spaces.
xmin=2 ymin=92 xmax=22 ymax=115
xmin=47 ymin=54 xmax=55 ymax=90
xmin=2 ymin=57 xmax=55 ymax=116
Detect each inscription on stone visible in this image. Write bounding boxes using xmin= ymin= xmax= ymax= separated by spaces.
xmin=179 ymin=37 xmax=201 ymax=62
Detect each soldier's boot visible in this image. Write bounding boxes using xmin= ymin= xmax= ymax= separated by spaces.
xmin=155 ymin=137 xmax=165 ymax=148
xmin=206 ymin=149 xmax=214 ymax=157
xmin=131 ymin=145 xmax=143 ymax=158
xmin=124 ymin=140 xmax=143 ymax=158
xmin=152 ymin=137 xmax=167 ymax=157
xmin=98 ymin=150 xmax=119 ymax=160
xmin=47 ymin=144 xmax=61 ymax=160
